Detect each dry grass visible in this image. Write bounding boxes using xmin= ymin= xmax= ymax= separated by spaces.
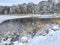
xmin=19 ymin=18 xmax=60 ymax=37
xmin=19 ymin=21 xmax=46 ymax=37
xmin=0 ymin=18 xmax=60 ymax=38
xmin=49 ymin=18 xmax=60 ymax=24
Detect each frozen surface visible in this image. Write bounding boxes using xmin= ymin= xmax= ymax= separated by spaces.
xmin=0 ymin=15 xmax=60 ymax=23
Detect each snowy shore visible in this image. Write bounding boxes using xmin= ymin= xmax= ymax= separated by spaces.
xmin=0 ymin=23 xmax=60 ymax=45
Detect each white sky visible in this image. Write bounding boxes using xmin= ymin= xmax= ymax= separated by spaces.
xmin=0 ymin=0 xmax=47 ymax=6
xmin=0 ymin=0 xmax=58 ymax=6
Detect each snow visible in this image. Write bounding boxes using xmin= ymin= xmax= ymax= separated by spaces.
xmin=0 ymin=15 xmax=60 ymax=23
xmin=0 ymin=24 xmax=60 ymax=45
xmin=13 ymin=41 xmax=22 ymax=45
xmin=20 ymin=36 xmax=28 ymax=43
xmin=51 ymin=24 xmax=60 ymax=30
xmin=0 ymin=38 xmax=11 ymax=45
xmin=28 ymin=30 xmax=60 ymax=45
xmin=27 ymin=24 xmax=60 ymax=45
xmin=46 ymin=24 xmax=60 ymax=31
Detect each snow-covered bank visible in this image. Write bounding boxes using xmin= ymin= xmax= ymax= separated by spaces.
xmin=28 ymin=30 xmax=60 ymax=45
xmin=0 ymin=24 xmax=60 ymax=45
xmin=28 ymin=24 xmax=60 ymax=45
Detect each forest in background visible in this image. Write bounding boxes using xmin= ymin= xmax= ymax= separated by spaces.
xmin=0 ymin=0 xmax=60 ymax=14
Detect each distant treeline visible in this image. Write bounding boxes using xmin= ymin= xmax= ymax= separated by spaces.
xmin=0 ymin=0 xmax=60 ymax=14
